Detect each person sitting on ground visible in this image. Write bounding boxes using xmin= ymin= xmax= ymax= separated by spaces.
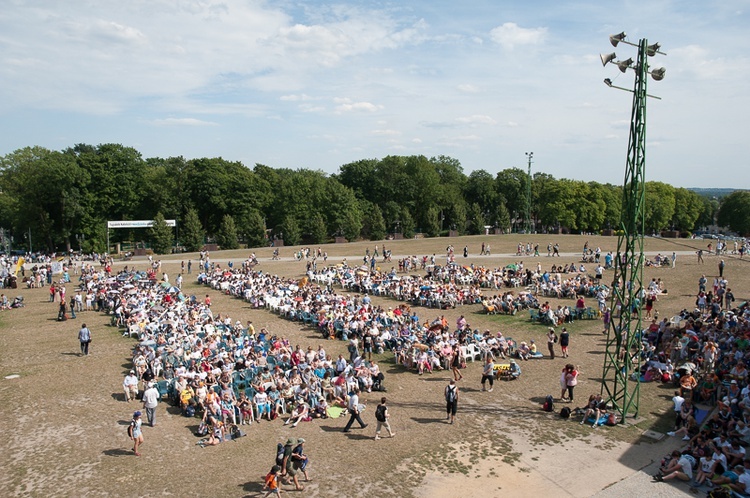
xmin=693 ymin=445 xmax=725 ymax=487
xmin=655 ymin=450 xmax=694 ymax=482
xmin=581 ymin=394 xmax=606 ymax=428
xmin=517 ymin=342 xmax=530 ymax=361
xmin=284 ymin=401 xmax=309 ymax=428
xmin=508 ymin=359 xmax=521 ymax=380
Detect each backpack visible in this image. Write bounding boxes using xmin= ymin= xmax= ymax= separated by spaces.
xmin=542 ymin=394 xmax=554 ymax=412
xmin=275 ymin=443 xmax=285 ymax=466
xmin=446 ymin=386 xmax=457 ymax=403
xmin=606 ymin=413 xmax=617 ymax=426
xmin=560 ymin=407 xmax=571 ymax=419
xmin=375 ymin=404 xmax=387 ymax=422
xmin=184 ymin=405 xmax=196 ymax=418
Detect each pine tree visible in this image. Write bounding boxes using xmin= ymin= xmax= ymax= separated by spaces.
xmin=149 ymin=212 xmax=173 ymax=254
xmin=180 ymin=208 xmax=204 ymax=252
xmin=215 ymin=214 xmax=239 ymax=250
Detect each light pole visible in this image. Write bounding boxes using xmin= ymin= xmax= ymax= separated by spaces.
xmin=599 ymin=31 xmax=666 ymax=422
xmin=524 ymin=152 xmax=533 ymax=234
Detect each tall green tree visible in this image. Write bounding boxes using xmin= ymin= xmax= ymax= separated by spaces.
xmin=671 ymin=188 xmax=703 ymax=232
xmin=215 ymin=214 xmax=239 ymax=250
xmin=307 ymin=213 xmax=328 ymax=245
xmin=424 ymin=206 xmax=440 ymax=237
xmin=149 ymin=212 xmax=173 ymax=254
xmin=180 ymin=208 xmax=205 ymax=252
xmin=240 ymin=210 xmax=267 ymax=249
xmin=644 ymin=182 xmax=676 ymax=232
xmin=718 ymin=191 xmax=750 ymax=234
xmin=467 ymin=203 xmax=485 ymax=235
xmin=281 ymin=215 xmax=301 ymax=246
xmin=361 ymin=202 xmax=386 ymax=241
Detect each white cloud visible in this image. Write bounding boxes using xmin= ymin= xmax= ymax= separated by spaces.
xmin=456 ymin=114 xmax=496 ymax=125
xmin=333 ymin=98 xmax=382 ymax=113
xmin=280 ymin=94 xmax=314 ymax=101
xmin=489 ymin=23 xmax=547 ymax=50
xmin=371 ymin=129 xmax=401 ymax=136
xmin=151 ymin=118 xmax=218 ymax=126
xmin=457 ymin=84 xmax=479 ymax=93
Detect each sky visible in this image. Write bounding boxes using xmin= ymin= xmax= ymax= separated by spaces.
xmin=1 ymin=0 xmax=748 ymax=188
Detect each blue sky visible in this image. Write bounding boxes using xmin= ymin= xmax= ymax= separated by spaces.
xmin=1 ymin=0 xmax=748 ymax=188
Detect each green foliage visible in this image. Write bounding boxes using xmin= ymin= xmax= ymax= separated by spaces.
xmin=180 ymin=208 xmax=205 ymax=252
xmin=281 ymin=215 xmax=301 ymax=246
xmin=306 ymin=213 xmax=328 ymax=245
xmin=467 ymin=203 xmax=484 ymax=235
xmin=148 ymin=212 xmax=174 ymax=254
xmin=215 ymin=214 xmax=239 ymax=250
xmin=671 ymin=188 xmax=704 ymax=232
xmin=401 ymin=209 xmax=415 ymax=239
xmin=717 ymin=191 xmax=750 ymax=234
xmin=644 ymin=182 xmax=676 ymax=232
xmin=361 ymin=203 xmax=386 ymax=241
xmin=240 ymin=210 xmax=266 ymax=249
xmin=0 ymin=143 xmax=718 ymax=252
xmin=423 ymin=206 xmax=440 ymax=238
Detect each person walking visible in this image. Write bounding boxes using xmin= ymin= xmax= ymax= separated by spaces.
xmin=445 ymin=379 xmax=458 ymax=424
xmin=342 ymin=388 xmax=367 ymax=432
xmin=450 ymin=344 xmax=464 ymax=381
xmin=374 ymin=397 xmax=395 ymax=440
xmin=546 ymin=327 xmax=557 ymax=360
xmin=671 ymin=252 xmax=676 ymax=268
xmin=78 ymin=323 xmax=91 ymax=356
xmin=480 ymin=356 xmax=495 ymax=392
xmin=559 ymin=327 xmax=570 ymax=358
xmin=719 ymin=259 xmax=725 ymax=278
xmin=142 ymin=381 xmax=159 ymax=427
xmin=128 ymin=411 xmax=144 ymax=456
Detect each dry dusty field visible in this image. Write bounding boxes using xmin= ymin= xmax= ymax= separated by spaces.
xmin=1 ymin=234 xmax=747 ymax=498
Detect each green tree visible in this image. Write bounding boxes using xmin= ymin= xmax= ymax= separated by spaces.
xmin=467 ymin=203 xmax=484 ymax=235
xmin=215 ymin=214 xmax=239 ymax=250
xmin=281 ymin=215 xmax=301 ymax=246
xmin=644 ymin=182 xmax=676 ymax=232
xmin=307 ymin=213 xmax=328 ymax=244
xmin=361 ymin=202 xmax=386 ymax=241
xmin=718 ymin=191 xmax=750 ymax=234
xmin=493 ymin=202 xmax=511 ymax=232
xmin=447 ymin=201 xmax=467 ymax=234
xmin=671 ymin=188 xmax=703 ymax=232
xmin=424 ymin=206 xmax=440 ymax=238
xmin=149 ymin=212 xmax=173 ymax=254
xmin=241 ymin=210 xmax=267 ymax=249
xmin=180 ymin=208 xmax=204 ymax=252
xmin=401 ymin=208 xmax=416 ymax=239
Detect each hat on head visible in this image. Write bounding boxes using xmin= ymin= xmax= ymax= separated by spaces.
xmin=297 ymin=438 xmax=305 ymax=444
xmin=732 ymin=380 xmax=738 ymax=384
xmin=285 ymin=437 xmax=298 ymax=446
xmin=130 ymin=370 xmax=135 ymax=374
xmin=134 ymin=411 xmax=142 ymax=417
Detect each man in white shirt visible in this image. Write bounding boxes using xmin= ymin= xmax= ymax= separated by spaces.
xmin=123 ymin=370 xmax=139 ymax=402
xmin=142 ymin=382 xmax=159 ymax=427
xmin=342 ymin=388 xmax=367 ymax=432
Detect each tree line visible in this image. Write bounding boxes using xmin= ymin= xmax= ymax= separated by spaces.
xmin=0 ymin=143 xmax=739 ymax=253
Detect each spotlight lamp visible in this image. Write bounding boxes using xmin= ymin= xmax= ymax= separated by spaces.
xmin=649 ymin=67 xmax=666 ymax=81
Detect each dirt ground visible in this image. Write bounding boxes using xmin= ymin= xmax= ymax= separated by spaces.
xmin=0 ymin=234 xmax=747 ymax=497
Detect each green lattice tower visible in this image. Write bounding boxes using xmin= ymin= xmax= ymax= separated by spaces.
xmin=600 ymin=39 xmax=649 ymax=421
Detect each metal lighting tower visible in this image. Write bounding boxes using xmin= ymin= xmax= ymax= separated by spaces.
xmin=599 ymin=32 xmax=666 ymax=422
xmin=524 ymin=152 xmax=533 ymax=233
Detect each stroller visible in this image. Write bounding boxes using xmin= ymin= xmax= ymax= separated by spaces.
xmin=11 ymin=296 xmax=24 ymax=308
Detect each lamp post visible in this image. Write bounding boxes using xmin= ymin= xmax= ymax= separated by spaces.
xmin=599 ymin=32 xmax=666 ymax=422
xmin=524 ymin=152 xmax=533 ymax=234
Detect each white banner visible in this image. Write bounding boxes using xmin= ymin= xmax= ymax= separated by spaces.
xmin=107 ymin=220 xmax=176 ymax=228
